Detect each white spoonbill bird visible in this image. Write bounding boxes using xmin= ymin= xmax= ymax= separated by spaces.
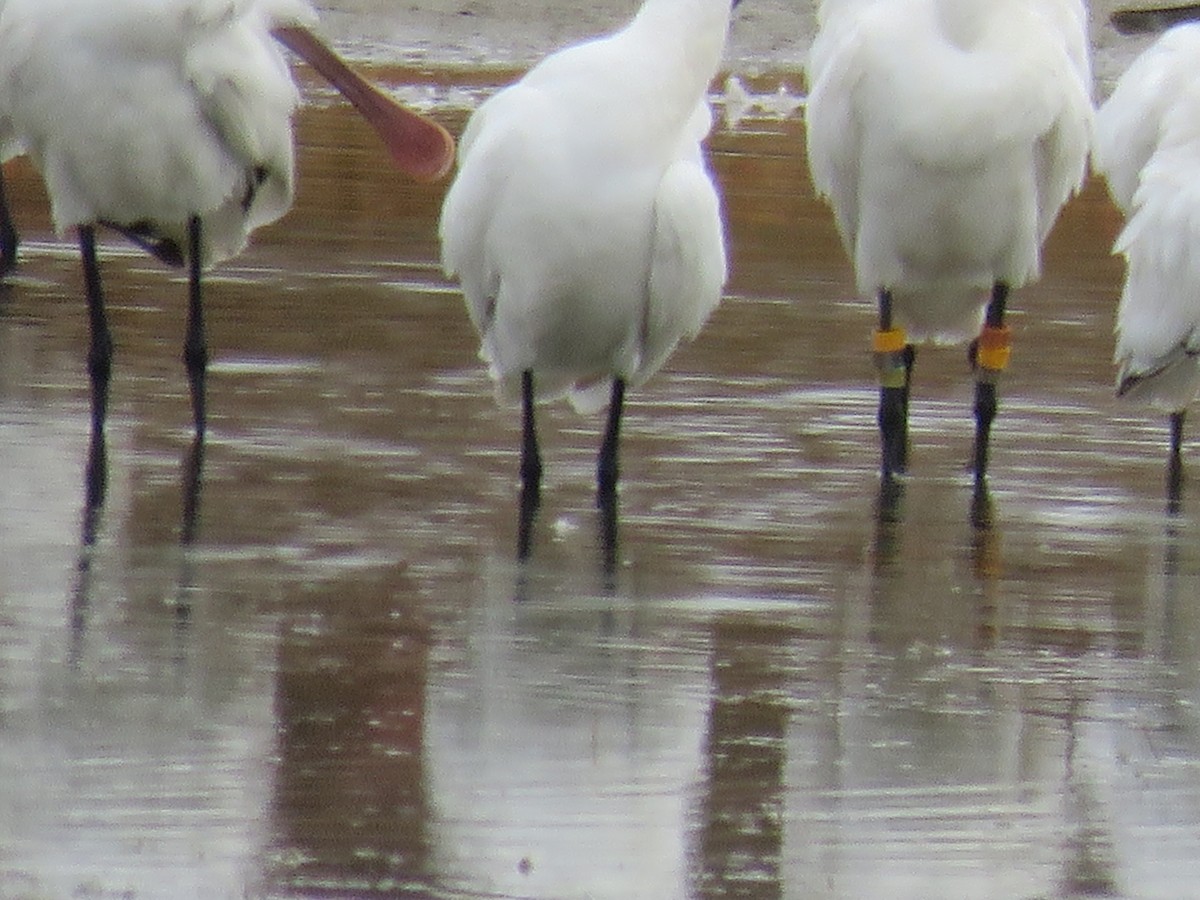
xmin=439 ymin=0 xmax=735 ymax=517
xmin=1093 ymin=19 xmax=1200 ymax=489
xmin=805 ymin=0 xmax=1093 ymax=487
xmin=0 ymin=0 xmax=453 ymax=440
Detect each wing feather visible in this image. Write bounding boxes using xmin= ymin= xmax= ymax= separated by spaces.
xmin=640 ymin=154 xmax=727 ymax=383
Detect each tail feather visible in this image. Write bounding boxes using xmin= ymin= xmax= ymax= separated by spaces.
xmin=1116 ymin=339 xmax=1200 ymax=411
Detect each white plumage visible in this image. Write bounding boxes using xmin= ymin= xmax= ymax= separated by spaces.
xmin=0 ymin=0 xmax=312 ymax=267
xmin=1094 ymin=22 xmax=1200 ymax=414
xmin=0 ymin=0 xmax=453 ymax=448
xmin=0 ymin=0 xmax=316 ymax=442
xmin=804 ymin=0 xmax=1092 ymax=483
xmin=439 ymin=0 xmax=733 ymax=513
xmin=807 ymin=0 xmax=1091 ymax=341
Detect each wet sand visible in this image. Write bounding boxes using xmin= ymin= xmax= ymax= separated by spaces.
xmin=2 ymin=6 xmax=1200 ymax=900
xmin=313 ymin=0 xmax=1154 ymax=92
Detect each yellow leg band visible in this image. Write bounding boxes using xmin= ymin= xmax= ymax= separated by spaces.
xmin=975 ymin=325 xmax=1012 ymax=372
xmin=873 ymin=327 xmax=907 ymax=354
xmin=873 ymin=327 xmax=909 ymax=387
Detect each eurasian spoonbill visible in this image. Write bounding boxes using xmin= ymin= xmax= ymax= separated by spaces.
xmin=439 ymin=0 xmax=736 ymax=534
xmin=804 ymin=0 xmax=1093 ymax=487
xmin=0 ymin=0 xmax=453 ymax=441
xmin=1094 ymin=19 xmax=1200 ymax=491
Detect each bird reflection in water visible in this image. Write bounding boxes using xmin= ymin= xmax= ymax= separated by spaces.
xmin=872 ymin=472 xmax=1003 ymax=619
xmin=514 ymin=494 xmax=622 ymax=606
xmin=13 ymin=0 xmax=453 ymax=661
xmin=265 ymin=567 xmax=433 ymax=896
xmin=68 ymin=429 xmax=106 ymax=667
xmin=440 ymin=0 xmax=737 ymax=563
xmin=517 ymin=478 xmax=622 ymax=589
xmin=68 ymin=431 xmax=205 ymax=669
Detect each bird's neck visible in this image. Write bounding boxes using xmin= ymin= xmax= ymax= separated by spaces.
xmin=628 ymin=0 xmax=732 ymax=93
xmin=932 ymin=0 xmax=1005 ymax=49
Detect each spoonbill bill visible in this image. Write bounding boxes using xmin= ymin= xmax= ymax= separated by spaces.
xmin=805 ymin=0 xmax=1093 ymax=487
xmin=0 ymin=0 xmax=453 ymax=441
xmin=439 ymin=0 xmax=735 ymax=527
xmin=1093 ymin=19 xmax=1200 ymax=491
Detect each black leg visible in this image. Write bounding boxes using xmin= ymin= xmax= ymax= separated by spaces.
xmin=901 ymin=344 xmax=917 ymax=405
xmin=972 ymin=381 xmax=997 ymax=483
xmin=1168 ymin=410 xmax=1185 ymax=511
xmin=597 ymin=377 xmax=626 ymax=506
xmin=971 ymin=283 xmax=1011 ymax=487
xmin=875 ymin=290 xmax=909 ymax=481
xmin=183 ymin=215 xmax=208 ymax=438
xmin=520 ymin=370 xmax=542 ymax=500
xmin=1170 ymin=410 xmax=1185 ymax=464
xmin=596 ymin=378 xmax=625 ymax=581
xmin=0 ymin=165 xmax=17 ymax=276
xmin=899 ymin=343 xmax=916 ymax=471
xmin=518 ymin=369 xmax=541 ymax=560
xmin=79 ymin=225 xmax=113 ymax=440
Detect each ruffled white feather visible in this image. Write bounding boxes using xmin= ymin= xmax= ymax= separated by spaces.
xmin=1095 ymin=24 xmax=1200 ymax=410
xmin=0 ymin=0 xmax=316 ymax=265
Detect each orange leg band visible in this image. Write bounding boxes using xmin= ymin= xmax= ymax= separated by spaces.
xmin=975 ymin=325 xmax=1012 ymax=373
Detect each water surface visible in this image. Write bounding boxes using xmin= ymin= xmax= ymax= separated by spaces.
xmin=2 ymin=56 xmax=1199 ymax=900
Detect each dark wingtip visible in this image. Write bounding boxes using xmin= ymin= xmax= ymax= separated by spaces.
xmin=1111 ymin=5 xmax=1200 ymax=35
xmin=100 ymin=220 xmax=185 ymax=267
xmin=146 ymin=238 xmax=185 ymax=268
xmin=1111 ymin=10 xmax=1153 ymax=34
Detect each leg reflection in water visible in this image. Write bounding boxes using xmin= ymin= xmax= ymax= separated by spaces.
xmin=68 ymin=427 xmax=207 ymax=667
xmin=599 ymin=492 xmax=619 ymax=588
xmin=514 ymin=374 xmax=624 ymax=578
xmin=180 ymin=436 xmax=205 ymax=547
xmin=69 ymin=427 xmax=108 ymax=667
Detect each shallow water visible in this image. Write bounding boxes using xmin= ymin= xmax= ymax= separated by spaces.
xmin=3 ymin=54 xmax=1200 ymax=900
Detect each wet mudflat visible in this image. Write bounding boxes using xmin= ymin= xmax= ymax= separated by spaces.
xmin=3 ymin=62 xmax=1200 ymax=900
